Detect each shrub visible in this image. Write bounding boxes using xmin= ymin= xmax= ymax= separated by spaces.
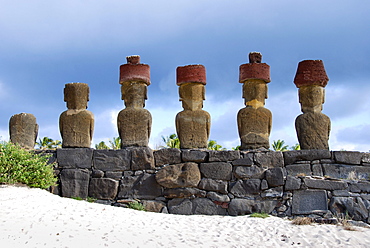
xmin=0 ymin=141 xmax=57 ymax=189
xmin=127 ymin=201 xmax=146 ymax=211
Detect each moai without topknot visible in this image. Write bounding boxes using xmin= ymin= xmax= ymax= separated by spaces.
xmin=237 ymin=52 xmax=272 ymax=150
xmin=117 ymin=55 xmax=152 ymax=147
xmin=175 ymin=64 xmax=211 ymax=149
xmin=9 ymin=113 xmax=38 ymax=150
xmin=59 ymin=83 xmax=94 ymax=148
xmin=294 ymin=60 xmax=331 ymax=150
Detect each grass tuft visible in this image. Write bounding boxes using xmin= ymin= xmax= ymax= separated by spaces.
xmin=249 ymin=212 xmax=269 ymax=218
xmin=291 ymin=217 xmax=313 ymax=225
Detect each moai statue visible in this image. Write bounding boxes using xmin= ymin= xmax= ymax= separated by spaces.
xmin=59 ymin=83 xmax=94 ymax=148
xmin=117 ymin=55 xmax=152 ymax=147
xmin=9 ymin=113 xmax=38 ymax=149
xmin=294 ymin=60 xmax=330 ymax=150
xmin=237 ymin=52 xmax=272 ymax=150
xmin=175 ymin=64 xmax=211 ymax=149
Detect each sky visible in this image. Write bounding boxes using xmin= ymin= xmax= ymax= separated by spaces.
xmin=0 ymin=0 xmax=370 ymax=151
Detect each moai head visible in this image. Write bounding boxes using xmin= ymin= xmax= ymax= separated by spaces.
xmin=176 ymin=65 xmax=206 ymax=111
xmin=294 ymin=60 xmax=329 ymax=113
xmin=64 ymin=83 xmax=89 ymax=110
xmin=239 ymin=52 xmax=270 ymax=107
xmin=119 ymin=55 xmax=150 ymax=108
xmin=9 ymin=113 xmax=38 ymax=150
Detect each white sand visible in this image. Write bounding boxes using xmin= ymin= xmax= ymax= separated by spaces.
xmin=1 ymin=185 xmax=369 ymax=248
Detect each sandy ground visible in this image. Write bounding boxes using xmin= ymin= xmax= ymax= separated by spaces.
xmin=1 ymin=185 xmax=370 ymax=248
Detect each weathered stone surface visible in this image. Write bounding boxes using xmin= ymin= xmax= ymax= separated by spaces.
xmin=228 ymin=198 xmax=277 ymax=216
xmin=333 ymin=151 xmax=362 ymax=165
xmin=192 ymin=198 xmax=227 ymax=215
xmin=233 ymin=165 xmax=264 ymax=179
xmin=118 ymin=56 xmax=152 ymax=147
xmin=361 ymin=153 xmax=370 ymax=164
xmin=60 ymin=169 xmax=90 ymax=198
xmin=232 ymin=157 xmax=253 ymax=166
xmin=261 ymin=179 xmax=269 ymax=190
xmin=292 ymin=190 xmax=328 ymax=214
xmin=164 ymin=187 xmax=206 ymax=198
xmin=118 ymin=173 xmax=162 ymax=200
xmin=208 ymin=150 xmax=240 ymax=162
xmin=304 ymin=178 xmax=348 ymax=190
xmin=142 ymin=200 xmax=166 ymax=213
xmin=322 ymin=163 xmax=341 ymax=178
xmin=129 ymin=147 xmax=154 ymax=170
xmin=59 ymin=83 xmax=94 ymax=148
xmin=154 ymin=148 xmax=181 ymax=166
xmin=105 ymin=171 xmax=123 ymax=180
xmin=176 ymin=66 xmax=210 ymax=149
xmin=283 ymin=150 xmax=331 ymax=165
xmin=199 ymin=162 xmax=232 ymax=180
xmin=333 ymin=190 xmax=350 ymax=197
xmin=330 ymin=197 xmax=369 ymax=221
xmin=230 ymin=179 xmax=261 ymax=197
xmin=285 ymin=164 xmax=311 ymax=177
xmin=340 ymin=166 xmax=370 ymax=180
xmin=295 ymin=85 xmax=330 ymax=150
xmin=168 ymin=198 xmax=193 ymax=215
xmin=57 ymin=148 xmax=93 ymax=169
xmin=182 ymin=150 xmax=208 ymax=163
xmin=238 ymin=105 xmax=272 ymax=150
xmin=117 ymin=102 xmax=152 ymax=147
xmin=294 ymin=60 xmax=329 ymax=88
xmin=89 ymin=178 xmax=119 ymax=200
xmin=312 ymin=164 xmax=323 ymax=176
xmin=9 ymin=113 xmax=38 ymax=150
xmin=238 ymin=54 xmax=271 ymax=150
xmin=254 ymin=151 xmax=284 ymax=168
xmin=285 ymin=176 xmax=301 ymax=191
xmin=349 ymin=182 xmax=370 ymax=193
xmin=265 ymin=167 xmax=284 ymax=187
xmin=261 ymin=186 xmax=283 ymax=198
xmin=198 ymin=178 xmax=228 ymax=194
xmin=92 ymin=170 xmax=104 ymax=178
xmin=207 ymin=191 xmax=230 ymax=203
xmin=93 ymin=149 xmax=131 ymax=171
xmin=155 ymin=162 xmax=201 ymax=188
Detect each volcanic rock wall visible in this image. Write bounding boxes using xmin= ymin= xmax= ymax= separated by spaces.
xmin=42 ymin=148 xmax=370 ymax=223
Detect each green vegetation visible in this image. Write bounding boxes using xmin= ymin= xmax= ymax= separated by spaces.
xmin=127 ymin=201 xmax=146 ymax=211
xmin=36 ymin=137 xmax=62 ymax=150
xmin=72 ymin=196 xmax=97 ymax=203
xmin=161 ymin=133 xmax=226 ymax=150
xmin=272 ymin=139 xmax=289 ymax=151
xmin=0 ymin=141 xmax=57 ymax=189
xmin=161 ymin=134 xmax=180 ymax=149
xmin=249 ymin=212 xmax=269 ymax=218
xmin=95 ymin=137 xmax=121 ymax=150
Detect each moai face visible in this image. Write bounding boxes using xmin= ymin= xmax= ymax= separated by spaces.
xmin=64 ymin=83 xmax=89 ymax=110
xmin=121 ymin=82 xmax=147 ymax=108
xmin=179 ymin=83 xmax=205 ymax=111
xmin=299 ymin=85 xmax=325 ymax=113
xmin=242 ymin=80 xmax=268 ymax=106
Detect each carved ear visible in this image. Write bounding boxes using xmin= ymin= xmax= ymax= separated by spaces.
xmin=63 ymin=87 xmax=67 ymax=102
xmin=264 ymin=84 xmax=268 ymax=99
xmin=121 ymin=85 xmax=126 ymax=100
xmin=87 ymin=87 xmax=90 ymax=102
xmin=322 ymin=88 xmax=325 ymax=104
xmin=179 ymin=87 xmax=183 ymax=101
xmin=202 ymin=86 xmax=206 ymax=100
xmin=144 ymin=85 xmax=148 ymax=100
